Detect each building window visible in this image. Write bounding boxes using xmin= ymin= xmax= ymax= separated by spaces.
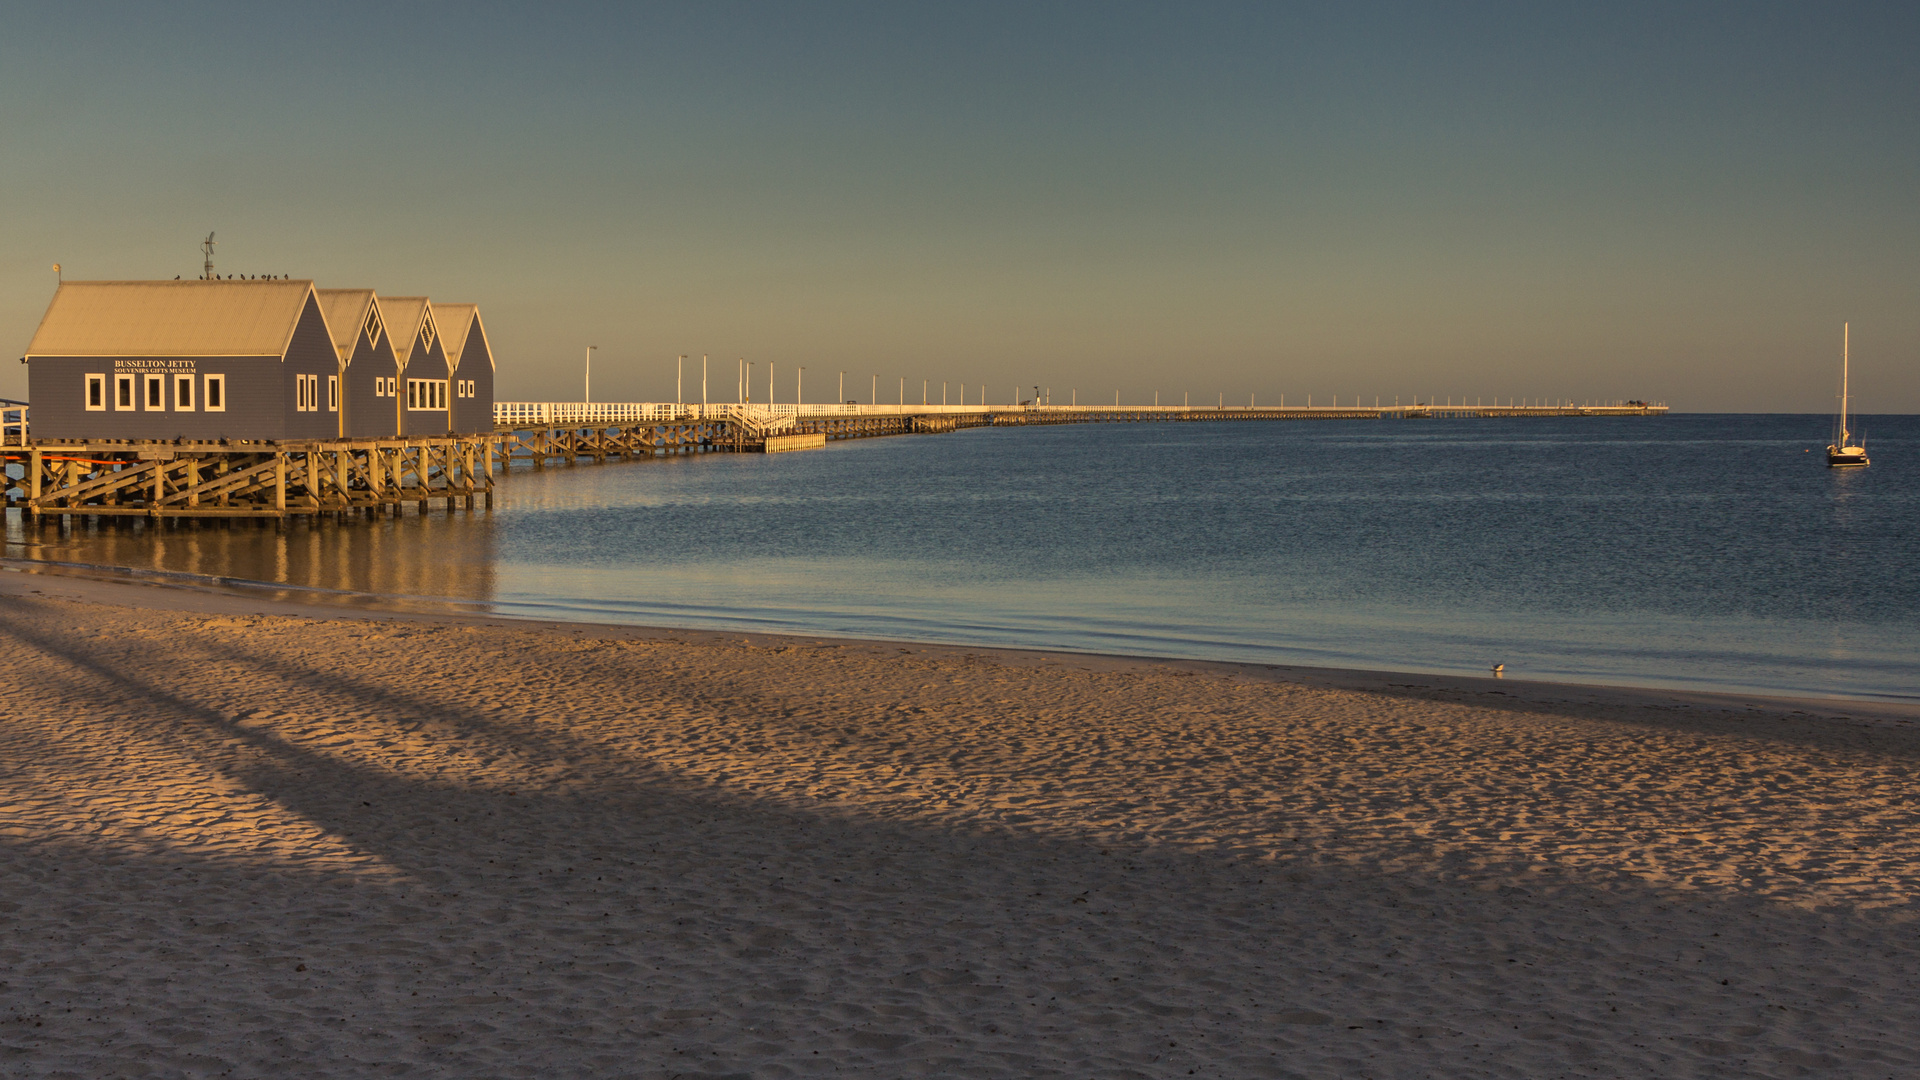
xmin=328 ymin=375 xmax=339 ymax=412
xmin=204 ymin=374 xmax=226 ymax=412
xmin=363 ymin=307 xmax=381 ymax=347
xmin=407 ymin=378 xmax=448 ymax=410
xmin=294 ymin=373 xmax=321 ymax=412
xmin=116 ymin=375 xmax=135 ymax=410
xmin=144 ymin=373 xmax=165 ymax=410
xmin=175 ymin=373 xmax=195 ymax=411
xmin=85 ymin=374 xmax=106 ymax=411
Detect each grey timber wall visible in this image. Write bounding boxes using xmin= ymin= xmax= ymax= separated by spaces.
xmin=343 ymin=327 xmax=400 ymax=438
xmin=399 ymin=333 xmax=450 ymax=437
xmin=27 ymin=355 xmax=280 ymax=440
xmin=283 ymin=295 xmax=342 ymax=441
xmin=449 ymin=322 xmax=495 ymax=434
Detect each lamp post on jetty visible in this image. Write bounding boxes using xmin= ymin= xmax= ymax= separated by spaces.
xmin=798 ymin=366 xmax=804 ymax=406
xmin=839 ymin=371 xmax=844 ymax=403
xmin=677 ymin=355 xmax=684 ymax=404
xmin=585 ymin=345 xmax=596 ymax=403
xmin=702 ymin=355 xmax=708 ymax=407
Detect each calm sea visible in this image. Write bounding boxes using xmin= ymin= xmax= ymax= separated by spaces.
xmin=6 ymin=414 xmax=1917 ymax=701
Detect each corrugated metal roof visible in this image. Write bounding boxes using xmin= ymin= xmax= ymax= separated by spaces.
xmin=432 ymin=303 xmax=476 ymax=373
xmin=377 ymin=296 xmax=433 ymax=370
xmin=316 ymin=288 xmax=378 ymax=363
xmin=24 ymin=280 xmax=316 ymax=358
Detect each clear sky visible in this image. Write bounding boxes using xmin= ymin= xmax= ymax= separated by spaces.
xmin=4 ymin=2 xmax=1916 ymax=411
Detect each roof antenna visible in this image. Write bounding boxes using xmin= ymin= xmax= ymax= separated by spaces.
xmin=201 ymin=232 xmax=216 ymax=280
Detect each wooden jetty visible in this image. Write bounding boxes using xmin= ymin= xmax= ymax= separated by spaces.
xmin=3 ymin=436 xmax=500 ymax=520
xmin=2 ymin=399 xmax=1665 ymax=521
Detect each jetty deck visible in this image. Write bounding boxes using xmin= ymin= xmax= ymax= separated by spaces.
xmin=2 ymin=399 xmax=1664 ymax=520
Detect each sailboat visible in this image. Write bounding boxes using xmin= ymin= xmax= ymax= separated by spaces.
xmin=1828 ymin=323 xmax=1870 ymax=468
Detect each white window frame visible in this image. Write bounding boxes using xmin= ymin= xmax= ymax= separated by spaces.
xmin=174 ymin=373 xmax=195 ymax=411
xmin=363 ymin=307 xmax=381 ymax=347
xmin=85 ymin=373 xmax=106 ymax=411
xmin=328 ymin=374 xmax=339 ymax=412
xmin=115 ymin=374 xmax=136 ymax=410
xmin=295 ymin=373 xmax=320 ymax=412
xmin=144 ymin=373 xmax=166 ymax=411
xmin=204 ymin=373 xmax=226 ymax=412
xmin=406 ymin=378 xmax=449 ymax=411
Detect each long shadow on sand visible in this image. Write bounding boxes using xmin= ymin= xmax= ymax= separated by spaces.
xmin=2 ymin=606 xmax=1914 ymax=1079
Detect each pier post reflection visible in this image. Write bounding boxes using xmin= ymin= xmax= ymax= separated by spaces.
xmin=3 ymin=512 xmax=498 ymax=611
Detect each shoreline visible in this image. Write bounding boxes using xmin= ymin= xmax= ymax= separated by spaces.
xmin=4 ymin=557 xmax=1918 ymax=1074
xmin=5 ymin=554 xmax=1916 ymax=725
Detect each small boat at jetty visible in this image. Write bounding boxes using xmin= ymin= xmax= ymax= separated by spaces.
xmin=1828 ymin=323 xmax=1870 ymax=468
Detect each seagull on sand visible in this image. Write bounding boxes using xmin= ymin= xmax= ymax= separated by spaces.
xmin=1490 ymin=663 xmax=1505 ymax=676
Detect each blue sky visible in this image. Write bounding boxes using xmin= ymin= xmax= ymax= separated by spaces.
xmin=4 ymin=2 xmax=1917 ymax=410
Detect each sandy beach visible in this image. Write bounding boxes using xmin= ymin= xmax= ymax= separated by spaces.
xmin=2 ymin=566 xmax=1916 ymax=1078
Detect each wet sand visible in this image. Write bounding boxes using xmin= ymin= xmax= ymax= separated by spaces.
xmin=2 ymin=567 xmax=1916 ymax=1078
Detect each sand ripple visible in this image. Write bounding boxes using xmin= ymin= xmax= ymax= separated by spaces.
xmin=2 ymin=578 xmax=1917 ymax=1077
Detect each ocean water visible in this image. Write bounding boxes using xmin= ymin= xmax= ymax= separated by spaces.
xmin=7 ymin=414 xmax=1918 ymax=700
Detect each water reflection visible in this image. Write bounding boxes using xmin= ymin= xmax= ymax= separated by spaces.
xmin=4 ymin=511 xmax=497 ymax=610
xmin=4 ymin=414 xmax=1917 ymax=701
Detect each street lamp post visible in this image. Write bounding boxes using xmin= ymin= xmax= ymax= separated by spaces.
xmin=585 ymin=345 xmax=597 ymax=403
xmin=798 ymin=366 xmax=804 ymax=406
xmin=677 ymin=355 xmax=684 ymax=404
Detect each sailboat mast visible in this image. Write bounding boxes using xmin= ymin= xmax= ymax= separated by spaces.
xmin=1842 ymin=322 xmax=1850 ymax=443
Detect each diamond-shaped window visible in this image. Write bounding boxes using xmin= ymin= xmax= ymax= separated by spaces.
xmin=363 ymin=308 xmax=381 ymax=346
xmin=421 ymin=319 xmax=436 ymax=351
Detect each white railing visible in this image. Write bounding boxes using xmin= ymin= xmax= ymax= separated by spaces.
xmin=495 ymin=402 xmax=694 ymax=426
xmin=495 ymin=400 xmax=1670 ymax=428
xmin=0 ymin=401 xmax=25 ymax=446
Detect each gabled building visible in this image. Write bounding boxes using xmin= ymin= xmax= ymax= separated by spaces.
xmin=21 ymin=279 xmax=341 ymax=442
xmin=317 ymin=288 xmax=400 ymax=438
xmin=376 ymin=296 xmax=449 ymax=437
xmin=430 ymin=302 xmax=496 ymax=434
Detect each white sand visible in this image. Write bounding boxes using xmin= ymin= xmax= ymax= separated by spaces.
xmin=2 ymin=568 xmax=1916 ymax=1078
